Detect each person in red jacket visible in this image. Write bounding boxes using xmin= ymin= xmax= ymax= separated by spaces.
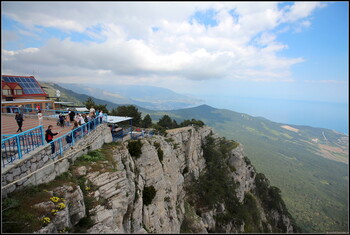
xmin=45 ymin=125 xmax=59 ymax=154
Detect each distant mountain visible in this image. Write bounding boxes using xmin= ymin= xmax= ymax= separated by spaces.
xmin=144 ymin=104 xmax=349 ymax=233
xmin=40 ymin=82 xmax=121 ymax=110
xmin=57 ymin=83 xmax=203 ymax=110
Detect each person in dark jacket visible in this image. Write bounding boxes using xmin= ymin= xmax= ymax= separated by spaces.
xmin=45 ymin=125 xmax=59 ymax=154
xmin=68 ymin=110 xmax=75 ymax=123
xmin=15 ymin=112 xmax=24 ymax=132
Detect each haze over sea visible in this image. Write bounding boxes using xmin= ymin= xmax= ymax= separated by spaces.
xmin=201 ymin=95 xmax=349 ymax=135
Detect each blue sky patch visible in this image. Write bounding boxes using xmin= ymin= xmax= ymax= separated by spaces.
xmin=190 ymin=9 xmax=218 ymax=27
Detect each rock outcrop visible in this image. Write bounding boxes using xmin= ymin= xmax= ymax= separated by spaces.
xmin=33 ymin=126 xmax=298 ymax=233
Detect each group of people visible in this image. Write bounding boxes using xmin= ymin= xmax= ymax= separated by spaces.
xmin=45 ymin=107 xmax=104 ymax=154
xmin=55 ymin=107 xmax=104 ymax=128
xmin=13 ymin=106 xmax=105 ymax=154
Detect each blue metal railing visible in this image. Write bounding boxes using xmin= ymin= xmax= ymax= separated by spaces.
xmin=1 ymin=125 xmax=45 ymax=167
xmin=42 ymin=115 xmax=107 ymax=160
xmin=1 ymin=115 xmax=108 ymax=167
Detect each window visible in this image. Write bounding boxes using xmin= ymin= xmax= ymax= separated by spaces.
xmin=14 ymin=89 xmax=23 ymax=95
xmin=2 ymin=89 xmax=11 ymax=95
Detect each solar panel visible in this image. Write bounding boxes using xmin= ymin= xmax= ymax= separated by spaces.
xmin=1 ymin=76 xmax=46 ymax=95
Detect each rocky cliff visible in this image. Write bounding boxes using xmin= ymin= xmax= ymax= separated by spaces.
xmin=3 ymin=125 xmax=299 ymax=233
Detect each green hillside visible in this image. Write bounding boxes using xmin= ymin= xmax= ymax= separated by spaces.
xmin=147 ymin=105 xmax=348 ymax=233
xmin=38 ymin=83 xmax=349 ymax=233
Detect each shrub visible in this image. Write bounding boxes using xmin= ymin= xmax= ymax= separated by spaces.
xmin=157 ymin=148 xmax=164 ymax=163
xmin=180 ymin=119 xmax=205 ymax=127
xmin=78 ymin=150 xmax=104 ymax=162
xmin=127 ymin=140 xmax=143 ymax=158
xmin=143 ymin=186 xmax=156 ymax=206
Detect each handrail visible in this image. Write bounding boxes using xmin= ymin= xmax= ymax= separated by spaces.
xmin=1 ymin=116 xmax=107 ymax=168
xmin=1 ymin=125 xmax=45 ymax=167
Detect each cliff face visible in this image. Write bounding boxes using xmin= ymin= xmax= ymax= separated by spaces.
xmin=36 ymin=126 xmax=298 ymax=233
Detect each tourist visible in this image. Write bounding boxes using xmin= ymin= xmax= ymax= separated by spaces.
xmin=59 ymin=113 xmax=65 ymax=127
xmin=15 ymin=112 xmax=24 ymax=132
xmin=79 ymin=113 xmax=86 ymax=125
xmin=69 ymin=109 xmax=75 ymax=123
xmin=98 ymin=110 xmax=103 ymax=124
xmin=65 ymin=114 xmax=70 ymax=127
xmin=38 ymin=110 xmax=43 ymax=126
xmin=45 ymin=125 xmax=59 ymax=154
xmin=18 ymin=105 xmax=25 ymax=114
xmin=72 ymin=120 xmax=80 ymax=130
xmin=90 ymin=106 xmax=96 ymax=118
xmin=72 ymin=120 xmax=80 ymax=139
xmin=83 ymin=113 xmax=88 ymax=123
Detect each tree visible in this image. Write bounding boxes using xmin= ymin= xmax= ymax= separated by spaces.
xmin=157 ymin=115 xmax=173 ymax=129
xmin=142 ymin=114 xmax=152 ymax=128
xmin=111 ymin=105 xmax=142 ymax=126
xmin=84 ymin=97 xmax=109 ymax=114
xmin=85 ymin=97 xmax=96 ymax=109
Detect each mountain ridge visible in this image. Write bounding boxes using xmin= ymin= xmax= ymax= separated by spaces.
xmin=56 ymin=82 xmax=203 ymax=110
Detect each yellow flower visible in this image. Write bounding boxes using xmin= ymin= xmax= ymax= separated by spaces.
xmin=51 ymin=209 xmax=59 ymax=215
xmin=57 ymin=202 xmax=66 ymax=210
xmin=85 ymin=186 xmax=91 ymax=191
xmin=42 ymin=217 xmax=51 ymax=224
xmin=50 ymin=196 xmax=60 ymax=203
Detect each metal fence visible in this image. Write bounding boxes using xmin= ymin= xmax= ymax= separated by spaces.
xmin=1 ymin=125 xmax=45 ymax=167
xmin=49 ymin=116 xmax=105 ymax=159
xmin=1 ymin=116 xmax=107 ymax=167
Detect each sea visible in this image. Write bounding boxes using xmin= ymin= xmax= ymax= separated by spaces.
xmin=202 ymin=96 xmax=349 ymax=135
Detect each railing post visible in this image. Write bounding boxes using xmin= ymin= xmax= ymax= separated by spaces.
xmin=40 ymin=125 xmax=45 ymax=145
xmin=72 ymin=131 xmax=75 ymax=145
xmin=59 ymin=139 xmax=63 ymax=156
xmin=16 ymin=135 xmax=22 ymax=159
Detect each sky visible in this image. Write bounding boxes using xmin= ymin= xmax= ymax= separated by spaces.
xmin=1 ymin=1 xmax=349 ymax=104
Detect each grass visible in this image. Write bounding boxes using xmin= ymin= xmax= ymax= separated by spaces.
xmin=2 ymin=186 xmax=52 ymax=233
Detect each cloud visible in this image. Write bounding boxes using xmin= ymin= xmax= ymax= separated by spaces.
xmin=281 ymin=2 xmax=326 ymax=22
xmin=1 ymin=2 xmax=326 ymax=86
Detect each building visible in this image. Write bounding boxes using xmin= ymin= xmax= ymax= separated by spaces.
xmin=1 ymin=75 xmax=56 ymax=113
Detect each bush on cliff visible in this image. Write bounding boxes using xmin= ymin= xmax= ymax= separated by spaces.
xmin=127 ymin=140 xmax=143 ymax=158
xmin=143 ymin=186 xmax=156 ymax=206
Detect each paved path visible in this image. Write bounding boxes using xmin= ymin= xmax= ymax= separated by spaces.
xmin=1 ymin=114 xmax=72 ymax=139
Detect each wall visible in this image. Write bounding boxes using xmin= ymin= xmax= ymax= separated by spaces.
xmin=1 ymin=124 xmax=112 ymax=198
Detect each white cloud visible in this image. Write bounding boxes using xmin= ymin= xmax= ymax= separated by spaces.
xmin=281 ymin=2 xmax=326 ymax=23
xmin=1 ymin=2 xmax=326 ymax=87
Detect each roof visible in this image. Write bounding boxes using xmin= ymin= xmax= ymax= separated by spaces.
xmin=8 ymin=82 xmax=22 ymax=89
xmin=1 ymin=75 xmax=47 ymax=96
xmin=107 ymin=116 xmax=133 ymax=124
